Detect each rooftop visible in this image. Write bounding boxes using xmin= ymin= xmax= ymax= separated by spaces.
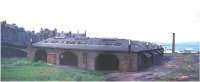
xmin=33 ymin=32 xmax=163 ymax=52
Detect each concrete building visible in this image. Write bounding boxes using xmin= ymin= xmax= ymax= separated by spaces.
xmin=27 ymin=32 xmax=164 ymax=72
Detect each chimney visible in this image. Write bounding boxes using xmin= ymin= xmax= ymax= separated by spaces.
xmin=172 ymin=33 xmax=175 ymax=53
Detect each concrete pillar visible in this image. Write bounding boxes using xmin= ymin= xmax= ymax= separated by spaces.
xmin=80 ymin=52 xmax=88 ymax=69
xmin=130 ymin=53 xmax=138 ymax=71
xmin=137 ymin=54 xmax=142 ymax=71
xmin=56 ymin=53 xmax=60 ymax=65
xmin=77 ymin=52 xmax=85 ymax=69
xmin=87 ymin=52 xmax=98 ymax=70
xmin=118 ymin=54 xmax=129 ymax=72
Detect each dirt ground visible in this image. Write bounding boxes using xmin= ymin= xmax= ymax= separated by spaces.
xmin=104 ymin=53 xmax=200 ymax=81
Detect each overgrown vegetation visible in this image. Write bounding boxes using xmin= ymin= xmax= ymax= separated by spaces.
xmin=1 ymin=58 xmax=103 ymax=81
xmin=159 ymin=54 xmax=199 ymax=81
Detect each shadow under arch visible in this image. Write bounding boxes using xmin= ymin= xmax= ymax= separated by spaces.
xmin=59 ymin=51 xmax=78 ymax=66
xmin=34 ymin=49 xmax=47 ymax=62
xmin=95 ymin=53 xmax=119 ymax=70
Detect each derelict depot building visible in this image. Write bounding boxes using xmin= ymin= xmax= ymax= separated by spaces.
xmin=27 ymin=32 xmax=164 ymax=72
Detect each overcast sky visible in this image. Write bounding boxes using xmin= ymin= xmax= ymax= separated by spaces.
xmin=1 ymin=0 xmax=200 ymax=43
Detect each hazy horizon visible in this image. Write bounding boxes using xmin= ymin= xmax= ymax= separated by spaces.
xmin=1 ymin=0 xmax=200 ymax=43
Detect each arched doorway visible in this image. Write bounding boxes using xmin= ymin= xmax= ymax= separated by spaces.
xmin=59 ymin=51 xmax=78 ymax=66
xmin=34 ymin=49 xmax=47 ymax=62
xmin=95 ymin=53 xmax=119 ymax=70
xmin=138 ymin=52 xmax=152 ymax=70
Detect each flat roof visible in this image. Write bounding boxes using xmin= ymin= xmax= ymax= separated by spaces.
xmin=33 ymin=37 xmax=163 ymax=52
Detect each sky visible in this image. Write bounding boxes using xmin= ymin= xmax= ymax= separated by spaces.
xmin=0 ymin=0 xmax=200 ymax=43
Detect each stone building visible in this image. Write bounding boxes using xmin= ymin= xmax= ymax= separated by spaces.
xmin=27 ymin=32 xmax=164 ymax=72
xmin=1 ymin=21 xmax=57 ymax=57
xmin=1 ymin=21 xmax=31 ymax=45
xmin=1 ymin=21 xmax=57 ymax=46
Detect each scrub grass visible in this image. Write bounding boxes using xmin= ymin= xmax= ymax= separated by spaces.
xmin=159 ymin=54 xmax=199 ymax=81
xmin=1 ymin=58 xmax=103 ymax=81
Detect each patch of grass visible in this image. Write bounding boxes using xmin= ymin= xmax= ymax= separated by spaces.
xmin=1 ymin=58 xmax=103 ymax=81
xmin=159 ymin=54 xmax=199 ymax=81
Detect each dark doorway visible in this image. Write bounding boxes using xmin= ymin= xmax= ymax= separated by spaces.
xmin=95 ymin=53 xmax=119 ymax=70
xmin=59 ymin=51 xmax=78 ymax=66
xmin=34 ymin=49 xmax=47 ymax=62
xmin=138 ymin=52 xmax=152 ymax=71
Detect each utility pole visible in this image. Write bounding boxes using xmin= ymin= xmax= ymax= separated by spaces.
xmin=172 ymin=33 xmax=175 ymax=56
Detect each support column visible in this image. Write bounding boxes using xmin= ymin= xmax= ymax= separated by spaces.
xmin=87 ymin=52 xmax=98 ymax=70
xmin=118 ymin=54 xmax=129 ymax=72
xmin=129 ymin=53 xmax=138 ymax=71
xmin=56 ymin=53 xmax=60 ymax=65
xmin=81 ymin=53 xmax=88 ymax=69
xmin=78 ymin=53 xmax=85 ymax=69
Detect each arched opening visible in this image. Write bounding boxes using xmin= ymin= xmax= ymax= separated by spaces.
xmin=138 ymin=52 xmax=152 ymax=71
xmin=59 ymin=51 xmax=78 ymax=66
xmin=34 ymin=49 xmax=47 ymax=62
xmin=95 ymin=53 xmax=119 ymax=70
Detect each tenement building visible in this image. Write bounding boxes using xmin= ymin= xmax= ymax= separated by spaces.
xmin=27 ymin=32 xmax=164 ymax=72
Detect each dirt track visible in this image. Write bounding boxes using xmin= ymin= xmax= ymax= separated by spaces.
xmin=104 ymin=54 xmax=198 ymax=81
